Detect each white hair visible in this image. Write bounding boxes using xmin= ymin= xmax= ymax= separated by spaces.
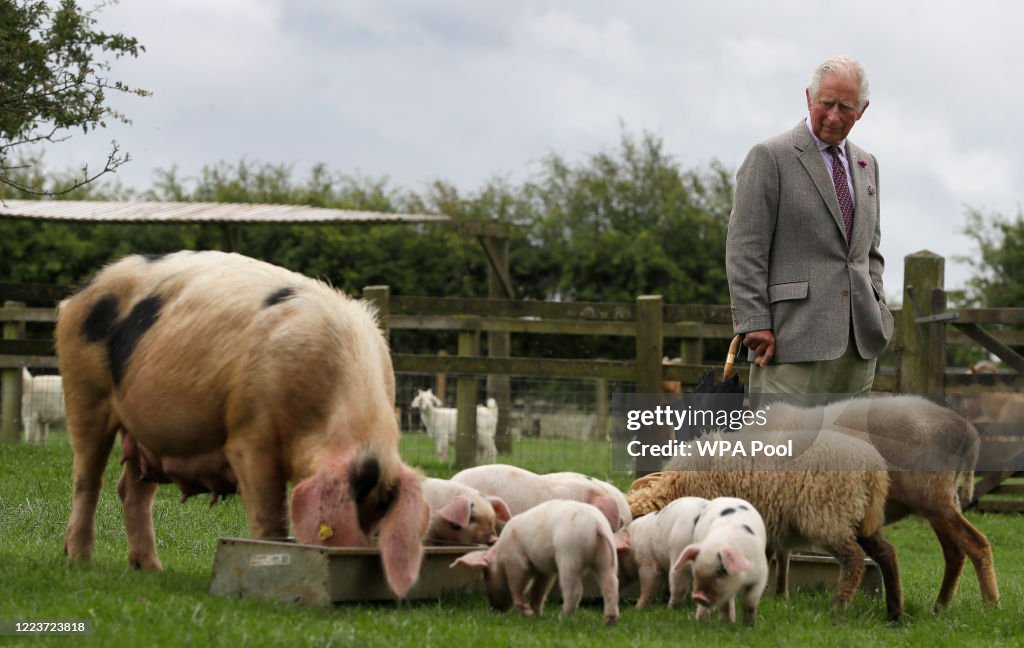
xmin=808 ymin=55 xmax=869 ymax=110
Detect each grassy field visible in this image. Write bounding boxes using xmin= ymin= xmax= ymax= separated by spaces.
xmin=2 ymin=435 xmax=1023 ymax=647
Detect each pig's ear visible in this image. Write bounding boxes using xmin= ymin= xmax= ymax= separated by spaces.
xmin=487 ymin=496 xmax=513 ymax=522
xmin=450 ymin=549 xmax=491 ymax=569
xmin=720 ymin=546 xmax=752 ymax=574
xmin=290 ymin=456 xmax=365 ymax=548
xmin=673 ymin=544 xmax=700 ymax=571
xmin=438 ymin=496 xmax=472 ymax=527
xmin=376 ymin=466 xmax=428 ymax=598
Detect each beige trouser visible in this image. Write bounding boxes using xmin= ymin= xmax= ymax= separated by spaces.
xmin=748 ymin=333 xmax=876 ymax=399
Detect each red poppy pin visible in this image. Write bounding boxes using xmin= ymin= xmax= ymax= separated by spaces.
xmin=857 ymin=159 xmax=868 ymax=168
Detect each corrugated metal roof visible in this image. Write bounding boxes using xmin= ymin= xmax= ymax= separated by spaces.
xmin=0 ymin=200 xmax=451 ymax=224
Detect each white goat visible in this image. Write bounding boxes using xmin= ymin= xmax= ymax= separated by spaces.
xmin=21 ymin=367 xmax=66 ymax=444
xmin=410 ymin=388 xmax=497 ymax=463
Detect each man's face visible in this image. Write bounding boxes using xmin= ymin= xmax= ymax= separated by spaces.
xmin=806 ymin=74 xmax=868 ymax=146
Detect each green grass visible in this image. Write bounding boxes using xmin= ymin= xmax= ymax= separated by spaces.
xmin=2 ymin=435 xmax=1024 ymax=647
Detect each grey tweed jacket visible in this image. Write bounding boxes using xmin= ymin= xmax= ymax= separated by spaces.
xmin=726 ymin=120 xmax=894 ymax=363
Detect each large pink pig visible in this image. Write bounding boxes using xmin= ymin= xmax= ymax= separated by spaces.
xmin=57 ymin=251 xmax=429 ymax=597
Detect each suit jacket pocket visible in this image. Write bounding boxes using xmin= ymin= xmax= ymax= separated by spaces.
xmin=768 ymin=281 xmax=808 ymax=303
xmin=871 ymin=283 xmax=885 ymax=303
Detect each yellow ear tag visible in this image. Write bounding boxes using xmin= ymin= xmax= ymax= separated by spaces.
xmin=318 ymin=522 xmax=334 ymax=541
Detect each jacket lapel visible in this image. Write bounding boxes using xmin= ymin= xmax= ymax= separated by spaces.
xmin=847 ymin=141 xmax=872 ymax=246
xmin=793 ymin=121 xmax=847 ymax=242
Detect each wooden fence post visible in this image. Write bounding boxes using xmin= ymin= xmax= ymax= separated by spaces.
xmin=635 ymin=295 xmax=664 ymax=394
xmin=1 ymin=301 xmax=26 ymax=443
xmin=485 ymin=233 xmax=514 ymax=455
xmin=899 ymin=251 xmax=944 ymax=394
xmin=679 ymin=338 xmax=703 ymax=366
xmin=455 ymin=330 xmax=480 ymax=469
xmin=435 ymin=350 xmax=448 ymax=402
xmin=636 ymin=295 xmax=666 ymax=476
xmin=595 ymin=377 xmax=610 ymax=441
xmin=929 ymin=287 xmax=948 ymax=396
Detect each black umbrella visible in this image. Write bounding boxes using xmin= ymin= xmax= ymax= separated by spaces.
xmin=673 ymin=335 xmax=746 ymax=441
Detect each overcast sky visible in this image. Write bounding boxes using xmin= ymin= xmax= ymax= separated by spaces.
xmin=41 ymin=1 xmax=1024 ymax=300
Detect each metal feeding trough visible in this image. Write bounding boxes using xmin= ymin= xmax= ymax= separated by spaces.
xmin=209 ymin=538 xmax=881 ymax=607
xmin=773 ymin=552 xmax=883 ymax=597
xmin=209 ymin=538 xmax=484 ymax=605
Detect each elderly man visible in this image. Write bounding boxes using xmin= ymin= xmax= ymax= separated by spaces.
xmin=726 ymin=55 xmax=893 ymax=397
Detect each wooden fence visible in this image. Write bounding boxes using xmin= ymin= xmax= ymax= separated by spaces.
xmin=2 ymin=251 xmax=1023 ymax=508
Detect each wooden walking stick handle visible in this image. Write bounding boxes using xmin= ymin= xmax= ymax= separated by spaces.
xmin=724 ymin=334 xmax=743 ymax=380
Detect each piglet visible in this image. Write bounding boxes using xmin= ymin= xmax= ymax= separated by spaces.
xmin=541 ymin=471 xmax=632 ymax=529
xmin=451 ymin=499 xmax=621 ymax=626
xmin=674 ymin=496 xmax=768 ymax=624
xmin=451 ymin=465 xmax=625 ymax=530
xmin=616 ymin=496 xmax=709 ymax=609
xmin=422 ymin=477 xmax=511 ymax=545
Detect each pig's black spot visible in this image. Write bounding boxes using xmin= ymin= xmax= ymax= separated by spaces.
xmin=82 ymin=295 xmax=119 ymax=343
xmin=108 ymin=295 xmax=163 ymax=386
xmin=719 ymin=507 xmax=736 ymax=516
xmin=738 ymin=504 xmax=750 ymax=511
xmin=263 ymin=286 xmax=296 ymax=308
xmin=351 ymin=456 xmax=381 ymax=503
xmin=140 ymin=253 xmax=166 ymax=263
xmin=742 ymin=524 xmax=755 ymax=535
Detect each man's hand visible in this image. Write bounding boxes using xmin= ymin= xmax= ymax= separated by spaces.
xmin=742 ymin=330 xmax=775 ymax=367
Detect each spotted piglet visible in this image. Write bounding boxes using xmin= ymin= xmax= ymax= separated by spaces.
xmin=451 ymin=499 xmax=621 ymax=626
xmin=673 ymin=496 xmax=768 ymax=624
xmin=422 ymin=478 xmax=511 ymax=546
xmin=616 ymin=496 xmax=709 ymax=609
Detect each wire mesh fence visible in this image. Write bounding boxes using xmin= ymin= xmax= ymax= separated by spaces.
xmin=396 ymin=372 xmax=633 ymax=482
xmin=2 ymin=367 xmax=67 ymax=443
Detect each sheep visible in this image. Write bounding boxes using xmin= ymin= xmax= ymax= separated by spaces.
xmin=757 ymin=395 xmax=999 ymax=610
xmin=626 ymin=427 xmax=904 ymax=621
xmin=966 ymin=361 xmax=998 ymax=375
xmin=21 ymin=367 xmax=66 ymax=444
xmin=954 ymin=386 xmax=1024 ymax=434
xmin=410 ymin=388 xmax=498 ymax=464
xmin=56 ymin=251 xmax=429 ymax=597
